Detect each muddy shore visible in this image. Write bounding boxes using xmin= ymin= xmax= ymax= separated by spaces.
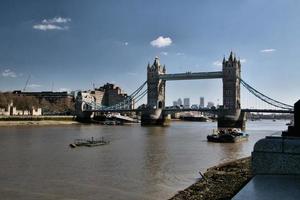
xmin=0 ymin=116 xmax=80 ymax=127
xmin=170 ymin=157 xmax=252 ymax=200
xmin=0 ymin=120 xmax=79 ymax=127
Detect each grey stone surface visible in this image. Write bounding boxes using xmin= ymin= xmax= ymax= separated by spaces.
xmin=253 ymin=137 xmax=283 ymax=153
xmin=233 ymin=175 xmax=300 ymax=200
xmin=284 ymin=138 xmax=300 ymax=154
xmin=252 ymin=152 xmax=300 ymax=174
xmin=146 ymin=57 xmax=166 ymax=109
xmin=222 ymin=52 xmax=241 ymax=113
xmin=252 ymin=137 xmax=300 ymax=175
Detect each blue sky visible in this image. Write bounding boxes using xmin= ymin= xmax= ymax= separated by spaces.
xmin=0 ymin=0 xmax=299 ymax=107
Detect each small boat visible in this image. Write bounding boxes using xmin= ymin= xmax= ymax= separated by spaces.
xmin=207 ymin=128 xmax=249 ymax=143
xmin=69 ymin=137 xmax=110 ymax=148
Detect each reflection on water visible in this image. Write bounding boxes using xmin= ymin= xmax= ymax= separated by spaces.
xmin=0 ymin=120 xmax=287 ymax=200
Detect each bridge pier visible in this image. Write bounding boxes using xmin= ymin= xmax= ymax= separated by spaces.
xmin=75 ymin=110 xmax=93 ymax=122
xmin=217 ymin=109 xmax=246 ymax=130
xmin=141 ymin=109 xmax=170 ymax=126
xmin=75 ymin=96 xmax=94 ymax=121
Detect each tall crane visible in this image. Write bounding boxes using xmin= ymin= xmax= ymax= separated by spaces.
xmin=23 ymin=75 xmax=31 ymax=92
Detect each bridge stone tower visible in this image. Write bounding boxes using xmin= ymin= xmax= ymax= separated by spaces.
xmin=141 ymin=57 xmax=170 ymax=126
xmin=218 ymin=52 xmax=246 ymax=129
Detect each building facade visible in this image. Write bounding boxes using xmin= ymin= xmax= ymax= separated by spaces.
xmin=98 ymin=83 xmax=132 ymax=108
xmin=12 ymin=91 xmax=74 ymax=104
xmin=77 ymin=83 xmax=133 ymax=110
xmin=177 ymin=98 xmax=182 ymax=106
xmin=0 ymin=102 xmax=42 ymax=116
xmin=200 ymin=97 xmax=204 ymax=108
xmin=183 ymin=98 xmax=190 ymax=108
xmin=207 ymin=101 xmax=215 ymax=108
xmin=173 ymin=101 xmax=178 ymax=106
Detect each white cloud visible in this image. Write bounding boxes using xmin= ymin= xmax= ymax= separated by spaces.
xmin=124 ymin=42 xmax=129 ymax=46
xmin=260 ymin=49 xmax=276 ymax=53
xmin=58 ymin=88 xmax=71 ymax=92
xmin=160 ymin=51 xmax=168 ymax=56
xmin=33 ymin=16 xmax=71 ymax=31
xmin=213 ymin=60 xmax=222 ymax=67
xmin=33 ymin=24 xmax=68 ymax=31
xmin=150 ymin=36 xmax=172 ymax=48
xmin=2 ymin=69 xmax=17 ymax=78
xmin=42 ymin=17 xmax=71 ymax=24
xmin=27 ymin=84 xmax=42 ymax=88
xmin=240 ymin=59 xmax=246 ymax=63
xmin=176 ymin=52 xmax=184 ymax=56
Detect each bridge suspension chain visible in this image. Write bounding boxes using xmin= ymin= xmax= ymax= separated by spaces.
xmin=98 ymin=81 xmax=147 ymax=110
xmin=240 ymin=78 xmax=293 ymax=110
xmin=128 ymin=81 xmax=147 ymax=98
xmin=78 ymin=81 xmax=146 ymax=111
xmin=132 ymin=89 xmax=148 ymax=105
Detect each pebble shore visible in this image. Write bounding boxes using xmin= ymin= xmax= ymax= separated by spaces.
xmin=170 ymin=157 xmax=252 ymax=200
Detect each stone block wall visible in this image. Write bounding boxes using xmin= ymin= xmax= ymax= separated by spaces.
xmin=252 ymin=136 xmax=300 ymax=175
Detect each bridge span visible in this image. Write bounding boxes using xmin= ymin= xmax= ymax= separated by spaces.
xmin=89 ymin=108 xmax=293 ymax=114
xmin=159 ymin=71 xmax=223 ymax=81
xmin=75 ymin=52 xmax=294 ymax=129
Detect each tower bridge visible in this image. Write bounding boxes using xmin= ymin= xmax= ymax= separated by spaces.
xmin=142 ymin=52 xmax=243 ymax=128
xmin=75 ymin=52 xmax=294 ymax=129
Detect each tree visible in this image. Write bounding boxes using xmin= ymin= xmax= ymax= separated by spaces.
xmin=0 ymin=93 xmax=8 ymax=108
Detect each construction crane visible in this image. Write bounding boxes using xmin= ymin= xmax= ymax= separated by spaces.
xmin=23 ymin=75 xmax=31 ymax=92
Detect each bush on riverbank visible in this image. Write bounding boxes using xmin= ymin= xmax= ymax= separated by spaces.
xmin=170 ymin=157 xmax=252 ymax=200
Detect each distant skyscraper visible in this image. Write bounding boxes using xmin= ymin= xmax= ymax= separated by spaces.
xmin=200 ymin=97 xmax=204 ymax=108
xmin=183 ymin=98 xmax=190 ymax=108
xmin=177 ymin=98 xmax=182 ymax=106
xmin=173 ymin=101 xmax=178 ymax=106
xmin=207 ymin=101 xmax=215 ymax=108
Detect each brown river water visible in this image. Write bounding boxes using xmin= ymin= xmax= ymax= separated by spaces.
xmin=0 ymin=120 xmax=287 ymax=200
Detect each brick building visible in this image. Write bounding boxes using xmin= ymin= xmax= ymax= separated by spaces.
xmin=78 ymin=83 xmax=133 ymax=109
xmin=97 ymin=83 xmax=131 ymax=107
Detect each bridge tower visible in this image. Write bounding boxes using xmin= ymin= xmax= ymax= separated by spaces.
xmin=218 ymin=52 xmax=246 ymax=129
xmin=141 ymin=57 xmax=170 ymax=126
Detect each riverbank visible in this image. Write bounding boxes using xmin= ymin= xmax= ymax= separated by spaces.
xmin=0 ymin=120 xmax=79 ymax=127
xmin=0 ymin=116 xmax=79 ymax=126
xmin=170 ymin=157 xmax=252 ymax=200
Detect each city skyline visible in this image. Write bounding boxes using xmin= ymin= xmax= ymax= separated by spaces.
xmin=0 ymin=0 xmax=299 ymax=106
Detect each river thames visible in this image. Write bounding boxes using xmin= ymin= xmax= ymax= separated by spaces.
xmin=0 ymin=120 xmax=287 ymax=200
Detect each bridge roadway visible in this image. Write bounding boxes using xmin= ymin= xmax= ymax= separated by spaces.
xmin=159 ymin=71 xmax=223 ymax=81
xmin=87 ymin=108 xmax=294 ymax=114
